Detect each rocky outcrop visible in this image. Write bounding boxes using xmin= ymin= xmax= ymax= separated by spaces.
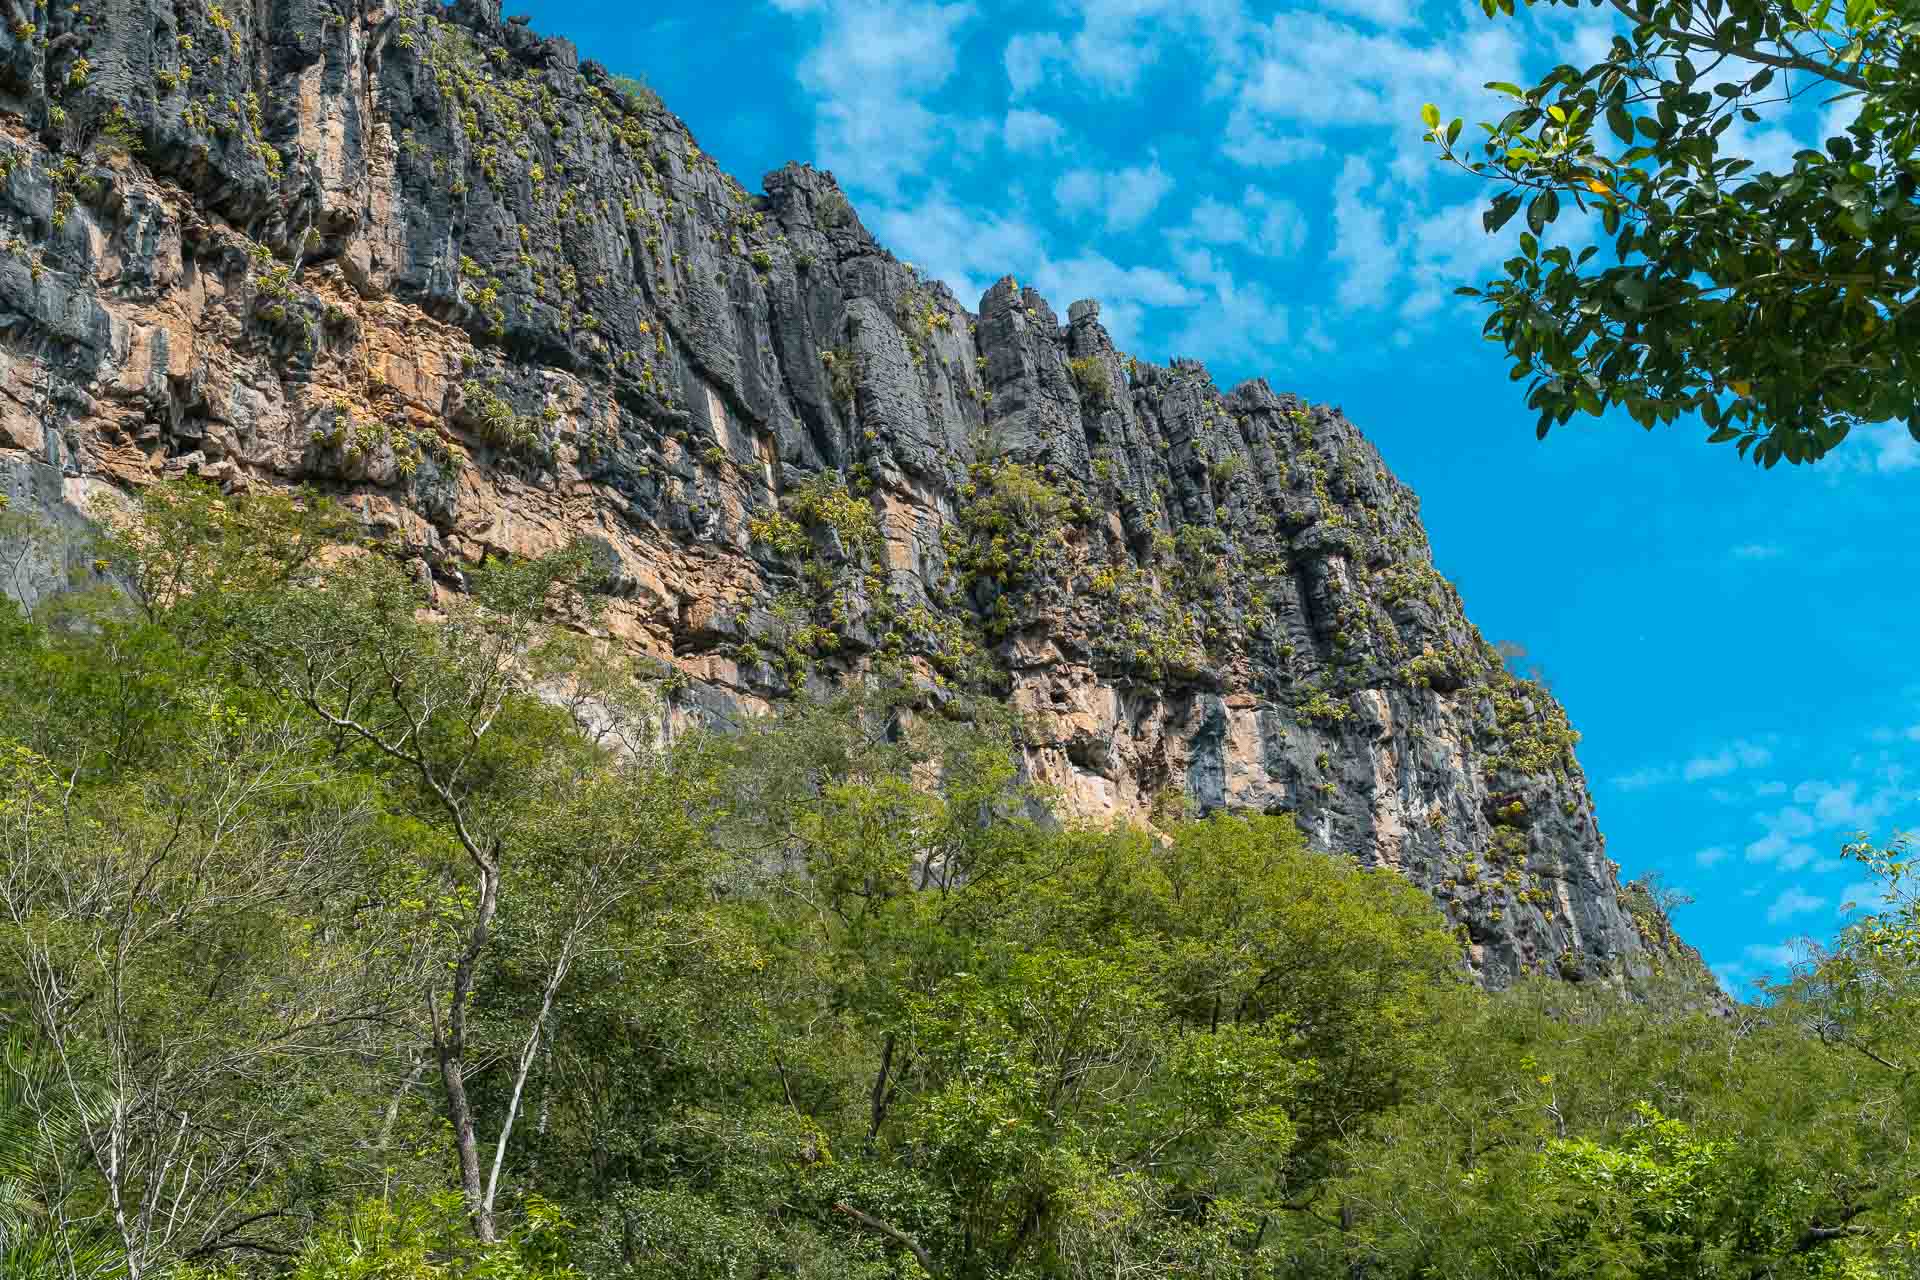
xmin=0 ymin=0 xmax=1701 ymax=986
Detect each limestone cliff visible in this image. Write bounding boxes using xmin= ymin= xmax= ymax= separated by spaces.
xmin=0 ymin=0 xmax=1700 ymax=986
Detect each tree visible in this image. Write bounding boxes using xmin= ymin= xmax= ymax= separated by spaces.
xmin=1425 ymin=0 xmax=1920 ymax=466
xmin=0 ymin=672 xmax=425 ymax=1277
xmin=230 ymin=536 xmax=727 ymax=1245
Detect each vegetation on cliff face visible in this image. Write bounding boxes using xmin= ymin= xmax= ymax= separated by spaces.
xmin=0 ymin=484 xmax=1913 ymax=1279
xmin=0 ymin=0 xmax=1685 ymax=986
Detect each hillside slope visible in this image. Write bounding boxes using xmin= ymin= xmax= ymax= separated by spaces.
xmin=0 ymin=0 xmax=1701 ymax=985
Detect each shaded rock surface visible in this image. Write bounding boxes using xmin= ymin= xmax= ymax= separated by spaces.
xmin=0 ymin=0 xmax=1702 ymax=987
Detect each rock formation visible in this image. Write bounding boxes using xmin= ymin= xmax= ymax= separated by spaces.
xmin=0 ymin=0 xmax=1701 ymax=986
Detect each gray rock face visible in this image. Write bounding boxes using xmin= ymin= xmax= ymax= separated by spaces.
xmin=0 ymin=0 xmax=1702 ymax=987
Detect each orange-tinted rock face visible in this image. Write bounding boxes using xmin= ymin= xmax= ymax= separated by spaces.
xmin=0 ymin=0 xmax=1698 ymax=987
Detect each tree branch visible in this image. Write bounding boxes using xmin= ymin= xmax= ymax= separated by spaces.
xmin=1603 ymin=0 xmax=1871 ymax=90
xmin=835 ymin=1202 xmax=939 ymax=1278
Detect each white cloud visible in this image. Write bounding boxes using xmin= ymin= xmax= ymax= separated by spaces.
xmin=1739 ymin=774 xmax=1915 ymax=870
xmin=1005 ymin=32 xmax=1066 ymax=96
xmin=1766 ymin=885 xmax=1826 ymax=924
xmin=1163 ymin=243 xmax=1292 ymax=367
xmin=1322 ymin=0 xmax=1421 ymax=27
xmin=1254 ymin=195 xmax=1308 ymax=256
xmin=863 ymin=189 xmax=1205 ymax=355
xmin=1695 ymin=845 xmax=1731 ymax=868
xmin=1175 ymin=187 xmax=1308 ymax=258
xmin=1003 ymin=108 xmax=1064 ymax=150
xmin=1710 ymin=962 xmax=1750 ymax=994
xmin=1221 ymin=106 xmax=1328 ymax=167
xmin=1032 ymin=252 xmax=1202 ymax=310
xmin=1743 ymin=940 xmax=1808 ymax=970
xmin=1053 ymin=161 xmax=1174 ymax=231
xmin=1683 ymin=739 xmax=1773 ymax=782
xmin=1837 ymin=880 xmax=1884 ymax=914
xmin=1792 ymin=778 xmax=1898 ymax=827
xmin=863 ymin=193 xmax=1049 ymax=307
xmin=786 ymin=0 xmax=980 ymax=196
xmin=1330 ymin=156 xmax=1397 ymax=310
xmin=1859 ymin=422 xmax=1920 ymax=474
xmin=1611 ymin=765 xmax=1675 ymax=792
xmin=1054 ymin=169 xmax=1105 ymax=216
xmin=1108 ymin=162 xmax=1174 ymax=230
xmin=1745 ymin=803 xmax=1819 ymax=866
xmin=1226 ymin=9 xmax=1525 ymax=133
xmin=1010 ymin=0 xmax=1252 ymax=99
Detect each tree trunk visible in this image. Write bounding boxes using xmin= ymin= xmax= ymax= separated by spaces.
xmin=434 ymin=863 xmax=499 ymax=1243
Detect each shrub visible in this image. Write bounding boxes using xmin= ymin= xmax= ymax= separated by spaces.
xmin=1067 ymin=356 xmax=1111 ymax=409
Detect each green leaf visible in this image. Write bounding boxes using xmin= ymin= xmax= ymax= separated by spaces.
xmin=1607 ymin=104 xmax=1634 ymax=143
xmin=1421 ymin=102 xmax=1441 ymax=128
xmin=1525 ymin=190 xmax=1560 ymax=234
xmin=1635 ymin=117 xmax=1662 ymax=140
xmin=1706 ymin=425 xmax=1740 ymax=443
xmin=1484 ymin=193 xmax=1523 ymax=233
xmin=1447 ymin=117 xmax=1463 ymax=145
xmin=1485 ymin=81 xmax=1525 ymax=98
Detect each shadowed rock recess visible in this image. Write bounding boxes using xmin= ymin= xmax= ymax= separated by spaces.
xmin=0 ymin=0 xmax=1702 ymax=987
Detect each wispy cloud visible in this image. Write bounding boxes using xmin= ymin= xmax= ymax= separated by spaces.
xmin=1683 ymin=739 xmax=1772 ymax=782
xmin=783 ymin=0 xmax=979 ymax=196
xmin=1611 ymin=737 xmax=1775 ymax=792
xmin=1837 ymin=880 xmax=1885 ymax=914
xmin=1695 ymin=845 xmax=1731 ymax=868
xmin=1742 ymin=776 xmax=1913 ymax=870
xmin=1054 ymin=160 xmax=1174 ymax=231
xmin=1611 ymin=764 xmax=1674 ymax=791
xmin=1731 ymin=543 xmax=1782 ymax=560
xmin=1766 ymin=885 xmax=1825 ymax=924
xmin=1853 ymin=422 xmax=1920 ymax=474
xmin=1744 ymin=940 xmax=1809 ymax=971
xmin=1745 ymin=803 xmax=1821 ymax=869
xmin=1793 ymin=778 xmax=1898 ymax=827
xmin=1003 ymin=108 xmax=1064 ymax=151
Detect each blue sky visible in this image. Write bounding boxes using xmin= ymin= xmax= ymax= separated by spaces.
xmin=514 ymin=0 xmax=1917 ymax=992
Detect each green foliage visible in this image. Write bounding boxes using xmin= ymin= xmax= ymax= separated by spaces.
xmin=609 ymin=74 xmax=661 ymax=113
xmin=1432 ymin=0 xmax=1920 ymax=466
xmin=942 ymin=460 xmax=1075 ymax=637
xmin=1 ymin=480 xmax=1915 ymax=1280
xmin=819 ymin=345 xmax=859 ymax=407
xmin=285 ymin=1193 xmax=577 ymax=1278
xmin=817 ymin=191 xmax=853 ymax=228
xmin=1066 ymin=355 xmax=1112 ymax=409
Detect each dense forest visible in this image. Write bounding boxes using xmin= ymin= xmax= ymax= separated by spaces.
xmin=0 ymin=482 xmax=1913 ymax=1279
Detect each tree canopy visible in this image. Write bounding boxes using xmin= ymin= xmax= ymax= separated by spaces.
xmin=0 ymin=482 xmax=1913 ymax=1277
xmin=1426 ymin=0 xmax=1920 ymax=466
